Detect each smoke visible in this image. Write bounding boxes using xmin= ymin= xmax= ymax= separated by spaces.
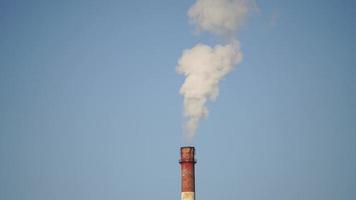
xmin=188 ymin=0 xmax=255 ymax=36
xmin=178 ymin=0 xmax=255 ymax=140
xmin=177 ymin=41 xmax=242 ymax=137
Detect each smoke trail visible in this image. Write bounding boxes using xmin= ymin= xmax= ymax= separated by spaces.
xmin=178 ymin=0 xmax=255 ymax=140
xmin=177 ymin=41 xmax=242 ymax=137
xmin=188 ymin=0 xmax=252 ymax=36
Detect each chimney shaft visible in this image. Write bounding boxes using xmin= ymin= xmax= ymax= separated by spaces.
xmin=180 ymin=146 xmax=196 ymax=200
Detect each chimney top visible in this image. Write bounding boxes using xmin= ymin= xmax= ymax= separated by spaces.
xmin=180 ymin=146 xmax=196 ymax=163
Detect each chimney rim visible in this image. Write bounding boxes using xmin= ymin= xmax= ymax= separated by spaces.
xmin=180 ymin=146 xmax=195 ymax=149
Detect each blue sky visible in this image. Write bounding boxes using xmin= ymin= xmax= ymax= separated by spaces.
xmin=1 ymin=0 xmax=355 ymax=199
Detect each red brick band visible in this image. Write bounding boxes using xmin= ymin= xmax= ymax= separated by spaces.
xmin=180 ymin=147 xmax=196 ymax=193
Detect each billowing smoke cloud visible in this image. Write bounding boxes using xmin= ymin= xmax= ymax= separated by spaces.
xmin=178 ymin=0 xmax=255 ymax=140
xmin=177 ymin=41 xmax=242 ymax=137
xmin=188 ymin=0 xmax=255 ymax=35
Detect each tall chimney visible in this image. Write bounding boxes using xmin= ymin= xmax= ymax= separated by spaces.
xmin=179 ymin=146 xmax=196 ymax=200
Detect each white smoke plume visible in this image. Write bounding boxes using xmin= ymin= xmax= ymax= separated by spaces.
xmin=178 ymin=0 xmax=255 ymax=140
xmin=188 ymin=0 xmax=255 ymax=36
xmin=177 ymin=41 xmax=242 ymax=138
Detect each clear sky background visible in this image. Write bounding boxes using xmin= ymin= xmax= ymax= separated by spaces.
xmin=1 ymin=0 xmax=355 ymax=199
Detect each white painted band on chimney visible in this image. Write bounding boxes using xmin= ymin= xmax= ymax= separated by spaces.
xmin=181 ymin=192 xmax=195 ymax=200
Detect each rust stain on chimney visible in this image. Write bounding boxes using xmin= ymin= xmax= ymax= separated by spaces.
xmin=180 ymin=146 xmax=196 ymax=200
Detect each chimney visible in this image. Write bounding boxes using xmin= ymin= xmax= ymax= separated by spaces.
xmin=179 ymin=146 xmax=196 ymax=200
